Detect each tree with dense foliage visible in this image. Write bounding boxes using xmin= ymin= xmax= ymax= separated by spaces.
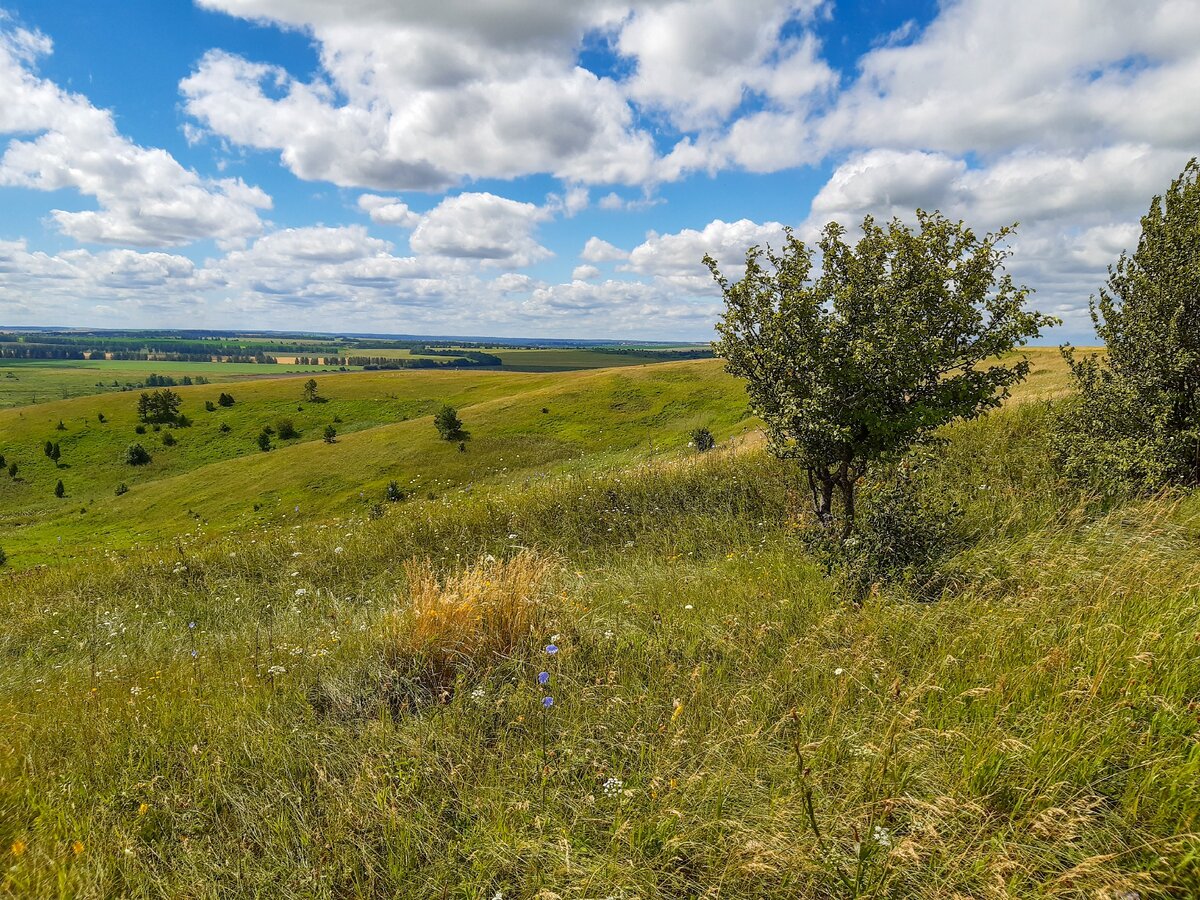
xmin=44 ymin=440 xmax=53 ymax=459
xmin=709 ymin=212 xmax=1054 ymax=536
xmin=302 ymin=379 xmax=320 ymax=403
xmin=137 ymin=389 xmax=183 ymax=424
xmin=276 ymin=419 xmax=300 ymax=440
xmin=323 ymin=424 xmax=337 ymax=443
xmin=50 ymin=443 xmax=60 ymax=465
xmin=257 ymin=431 xmax=273 ymax=452
xmin=1056 ymin=159 xmax=1200 ymax=489
xmin=54 ymin=479 xmax=65 ymax=498
xmin=434 ymin=405 xmax=465 ymax=441
xmin=123 ymin=443 xmax=152 ymax=466
xmin=217 ymin=392 xmax=235 ymax=407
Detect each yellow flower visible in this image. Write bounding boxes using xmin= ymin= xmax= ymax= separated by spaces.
xmin=72 ymin=841 xmax=85 ymax=855
xmin=10 ymin=840 xmax=25 ymax=856
xmin=137 ymin=802 xmax=149 ymax=816
xmin=671 ymin=699 xmax=685 ymax=724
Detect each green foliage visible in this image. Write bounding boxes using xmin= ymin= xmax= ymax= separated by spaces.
xmin=134 ymin=424 xmax=146 ymax=435
xmin=55 ymin=419 xmax=65 ymax=431
xmin=256 ymin=431 xmax=273 ymax=453
xmin=162 ymin=431 xmax=177 ymax=447
xmin=122 ymin=443 xmax=152 ymax=466
xmin=205 ymin=400 xmax=216 ymax=412
xmin=54 ymin=479 xmax=64 ymax=498
xmin=434 ymin=404 xmax=465 ymax=440
xmin=218 ymin=422 xmax=231 ymax=434
xmin=0 ymin=546 xmax=6 ymax=566
xmin=710 ymin=212 xmax=1055 ymax=535
xmin=114 ymin=482 xmax=128 ymax=496
xmin=1056 ymin=159 xmax=1200 ymax=490
xmin=136 ymin=389 xmax=183 ymax=424
xmin=97 ymin=413 xmax=105 ymax=423
xmin=690 ymin=426 xmax=715 ymax=452
xmin=44 ymin=440 xmax=53 ymax=458
xmin=6 ymin=462 xmax=15 ymax=478
xmin=0 ymin=453 xmax=4 ymax=469
xmin=323 ymin=424 xmax=336 ymax=443
xmin=275 ymin=419 xmax=300 ymax=440
xmin=301 ymin=378 xmax=320 ymax=403
xmin=217 ymin=392 xmax=235 ymax=407
xmin=385 ymin=480 xmax=406 ymax=502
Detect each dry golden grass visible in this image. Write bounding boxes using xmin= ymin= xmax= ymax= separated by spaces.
xmin=385 ymin=550 xmax=556 ymax=692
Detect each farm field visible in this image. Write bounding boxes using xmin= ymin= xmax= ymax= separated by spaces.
xmin=1 ymin=346 xmax=1197 ymax=897
xmin=348 ymin=346 xmax=712 ymax=371
xmin=0 ymin=358 xmax=351 ymax=409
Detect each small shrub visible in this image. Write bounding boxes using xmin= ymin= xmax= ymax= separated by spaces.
xmin=0 ymin=454 xmax=4 ymax=468
xmin=97 ymin=413 xmax=106 ymax=423
xmin=56 ymin=420 xmax=65 ymax=431
xmin=217 ymin=392 xmax=235 ymax=407
xmin=690 ymin=427 xmax=716 ymax=452
xmin=434 ymin=405 xmax=464 ymax=441
xmin=0 ymin=546 xmax=6 ymax=566
xmin=386 ymin=481 xmax=406 ymax=502
xmin=257 ymin=431 xmax=273 ymax=452
xmin=323 ymin=424 xmax=336 ymax=443
xmin=54 ymin=479 xmax=65 ymax=498
xmin=162 ymin=432 xmax=177 ymax=447
xmin=276 ymin=419 xmax=299 ymax=440
xmin=806 ymin=466 xmax=962 ymax=603
xmin=458 ymin=441 xmax=466 ymax=453
xmin=114 ymin=482 xmax=129 ymax=496
xmin=123 ymin=443 xmax=152 ymax=466
xmin=205 ymin=400 xmax=216 ymax=412
xmin=134 ymin=424 xmax=146 ymax=435
xmin=541 ymin=407 xmax=549 ymax=414
xmin=7 ymin=462 xmax=16 ymax=478
xmin=219 ymin=422 xmax=231 ymax=433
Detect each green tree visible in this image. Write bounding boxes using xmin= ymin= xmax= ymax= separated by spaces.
xmin=50 ymin=443 xmax=61 ymax=465
xmin=217 ymin=392 xmax=235 ymax=407
xmin=323 ymin=424 xmax=337 ymax=443
xmin=136 ymin=389 xmax=183 ymax=424
xmin=44 ymin=440 xmax=54 ymax=459
xmin=1056 ymin=159 xmax=1200 ymax=489
xmin=257 ymin=431 xmax=273 ymax=452
xmin=709 ymin=212 xmax=1054 ymax=536
xmin=54 ymin=479 xmax=65 ymax=498
xmin=275 ymin=419 xmax=300 ymax=440
xmin=7 ymin=462 xmax=16 ymax=478
xmin=385 ymin=480 xmax=405 ymax=502
xmin=433 ymin=405 xmax=464 ymax=441
xmin=123 ymin=443 xmax=152 ymax=466
xmin=302 ymin=378 xmax=320 ymax=402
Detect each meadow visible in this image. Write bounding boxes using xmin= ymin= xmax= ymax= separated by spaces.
xmin=1 ymin=346 xmax=1196 ymax=898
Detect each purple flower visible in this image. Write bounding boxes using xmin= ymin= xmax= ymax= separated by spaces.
xmin=537 ymin=671 xmax=550 ymax=685
xmin=542 ymin=696 xmax=554 ymax=708
xmin=188 ymin=621 xmax=196 ymax=630
xmin=545 ymin=644 xmax=558 ymax=655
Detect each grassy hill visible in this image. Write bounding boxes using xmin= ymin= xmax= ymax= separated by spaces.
xmin=0 ymin=361 xmax=748 ymax=567
xmin=3 ymin=347 xmax=1194 ymax=898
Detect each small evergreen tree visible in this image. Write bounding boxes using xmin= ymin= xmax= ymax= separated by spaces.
xmin=44 ymin=440 xmax=53 ymax=458
xmin=434 ymin=405 xmax=464 ymax=440
xmin=302 ymin=379 xmax=320 ymax=402
xmin=276 ymin=419 xmax=299 ymax=440
xmin=217 ymin=392 xmax=235 ymax=407
xmin=7 ymin=462 xmax=16 ymax=478
xmin=50 ymin=443 xmax=61 ymax=465
xmin=385 ymin=480 xmax=405 ymax=502
xmin=257 ymin=431 xmax=273 ymax=452
xmin=54 ymin=479 xmax=65 ymax=498
xmin=323 ymin=424 xmax=336 ymax=443
xmin=690 ymin=427 xmax=716 ymax=452
xmin=205 ymin=400 xmax=216 ymax=412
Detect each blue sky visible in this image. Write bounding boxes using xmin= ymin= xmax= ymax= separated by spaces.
xmin=0 ymin=0 xmax=1197 ymax=340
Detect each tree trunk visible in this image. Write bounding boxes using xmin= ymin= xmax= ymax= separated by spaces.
xmin=837 ymin=479 xmax=856 ymax=539
xmin=807 ymin=467 xmax=834 ymax=527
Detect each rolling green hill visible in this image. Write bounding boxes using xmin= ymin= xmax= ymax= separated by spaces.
xmin=0 ymin=361 xmax=748 ymax=566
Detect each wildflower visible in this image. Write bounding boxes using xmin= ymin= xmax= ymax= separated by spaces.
xmin=137 ymin=802 xmax=149 ymax=816
xmin=508 ymin=533 xmax=518 ymax=539
xmin=872 ymin=825 xmax=892 ymax=849
xmin=190 ymin=650 xmax=198 ymax=659
xmin=71 ymin=840 xmax=84 ymax=855
xmin=187 ymin=621 xmax=196 ymax=630
xmin=542 ymin=696 xmax=554 ymax=708
xmin=334 ymin=547 xmax=344 ymax=554
xmin=602 ymin=776 xmax=623 ymax=797
xmin=604 ymin=630 xmax=614 ymax=640
xmin=834 ymin=667 xmax=845 ymax=676
xmin=10 ymin=839 xmax=25 ymax=856
xmin=295 ymin=588 xmax=307 ymax=597
xmin=470 ymin=687 xmax=486 ymax=701
xmin=684 ymin=604 xmax=693 ymax=610
xmin=267 ymin=665 xmax=286 ymax=676
xmin=550 ymin=633 xmax=561 ymax=642
xmin=545 ymin=644 xmax=558 ymax=655
xmin=538 ymin=671 xmax=550 ymax=685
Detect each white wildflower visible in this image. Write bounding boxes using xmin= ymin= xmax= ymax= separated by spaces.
xmin=602 ymin=776 xmax=623 ymax=797
xmin=872 ymin=825 xmax=892 ymax=849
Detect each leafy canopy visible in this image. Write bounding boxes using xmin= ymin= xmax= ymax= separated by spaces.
xmin=1058 ymin=159 xmax=1200 ymax=489
xmin=710 ymin=211 xmax=1054 ymax=531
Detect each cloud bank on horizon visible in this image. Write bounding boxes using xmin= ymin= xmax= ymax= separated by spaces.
xmin=0 ymin=0 xmax=1197 ymax=341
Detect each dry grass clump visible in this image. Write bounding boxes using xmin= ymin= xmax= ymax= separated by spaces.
xmin=384 ymin=550 xmax=555 ymax=699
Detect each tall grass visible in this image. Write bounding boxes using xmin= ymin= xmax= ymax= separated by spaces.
xmin=1 ymin=399 xmax=1198 ymax=897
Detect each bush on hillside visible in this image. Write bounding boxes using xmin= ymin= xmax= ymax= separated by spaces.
xmin=136 ymin=389 xmax=183 ymax=424
xmin=385 ymin=480 xmax=406 ymax=502
xmin=434 ymin=405 xmax=465 ymax=441
xmin=691 ymin=427 xmax=716 ymax=452
xmin=135 ymin=425 xmax=146 ymax=435
xmin=219 ymin=422 xmax=231 ymax=433
xmin=162 ymin=432 xmax=177 ymax=447
xmin=205 ymin=400 xmax=216 ymax=412
xmin=257 ymin=431 xmax=272 ymax=452
xmin=123 ymin=443 xmax=152 ymax=466
xmin=54 ymin=479 xmax=65 ymax=498
xmin=217 ymin=392 xmax=235 ymax=407
xmin=1056 ymin=159 xmax=1200 ymax=491
xmin=276 ymin=419 xmax=300 ymax=440
xmin=0 ymin=546 xmax=6 ymax=566
xmin=114 ymin=482 xmax=128 ymax=496
xmin=807 ymin=464 xmax=962 ymax=603
xmin=323 ymin=424 xmax=336 ymax=443
xmin=7 ymin=462 xmax=16 ymax=478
